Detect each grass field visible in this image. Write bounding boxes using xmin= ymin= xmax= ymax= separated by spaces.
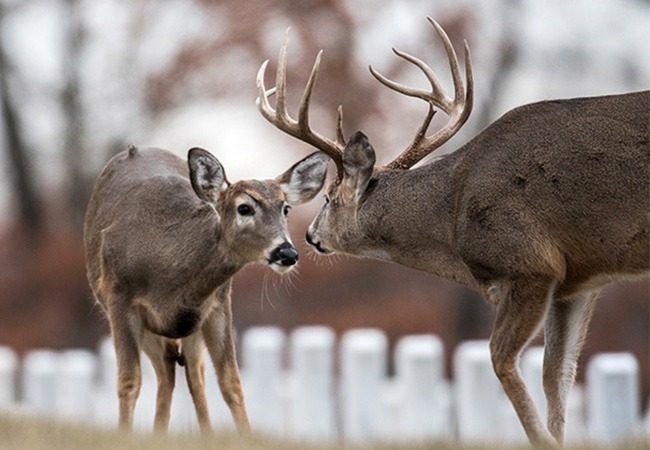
xmin=0 ymin=414 xmax=647 ymax=450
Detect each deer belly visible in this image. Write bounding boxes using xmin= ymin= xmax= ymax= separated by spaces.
xmin=137 ymin=301 xmax=203 ymax=339
xmin=161 ymin=308 xmax=202 ymax=339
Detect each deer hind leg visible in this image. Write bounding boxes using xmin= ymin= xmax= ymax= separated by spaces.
xmin=108 ymin=304 xmax=144 ymax=431
xmin=489 ymin=275 xmax=557 ymax=446
xmin=142 ymin=332 xmax=178 ymax=433
xmin=180 ymin=333 xmax=212 ymax=434
xmin=543 ymin=292 xmax=597 ymax=444
xmin=202 ymin=300 xmax=251 ymax=434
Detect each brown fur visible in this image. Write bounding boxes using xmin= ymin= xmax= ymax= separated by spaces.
xmin=84 ymin=146 xmax=327 ymax=433
xmin=306 ymin=91 xmax=649 ymax=446
xmin=259 ymin=17 xmax=648 ymax=445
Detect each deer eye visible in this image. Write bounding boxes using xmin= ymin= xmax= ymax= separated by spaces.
xmin=237 ymin=204 xmax=254 ymax=216
xmin=324 ymin=195 xmax=330 ymax=205
xmin=283 ymin=205 xmax=291 ymax=216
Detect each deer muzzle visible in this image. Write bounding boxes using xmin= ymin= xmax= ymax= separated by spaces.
xmin=306 ymin=231 xmax=329 ymax=254
xmin=269 ymin=242 xmax=299 ymax=269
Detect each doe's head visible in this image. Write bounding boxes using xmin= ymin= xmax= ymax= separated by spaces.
xmin=188 ymin=147 xmax=328 ymax=273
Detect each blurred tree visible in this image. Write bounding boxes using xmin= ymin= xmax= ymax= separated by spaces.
xmin=0 ymin=3 xmax=42 ymax=234
xmin=61 ymin=0 xmax=87 ymax=225
xmin=473 ymin=0 xmax=520 ymax=130
xmin=146 ymin=0 xmax=376 ymax=140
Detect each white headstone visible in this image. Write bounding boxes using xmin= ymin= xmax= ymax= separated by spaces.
xmin=454 ymin=340 xmax=502 ymax=443
xmin=289 ymin=326 xmax=336 ymax=442
xmin=340 ymin=328 xmax=388 ymax=444
xmin=55 ymin=349 xmax=97 ymax=423
xmin=242 ymin=326 xmax=286 ymax=436
xmin=587 ymin=353 xmax=640 ymax=443
xmin=22 ymin=349 xmax=59 ymax=416
xmin=0 ymin=346 xmax=17 ymax=410
xmin=394 ymin=334 xmax=448 ymax=441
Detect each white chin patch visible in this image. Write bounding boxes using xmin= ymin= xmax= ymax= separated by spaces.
xmin=360 ymin=248 xmax=391 ymax=261
xmin=270 ymin=261 xmax=295 ymax=275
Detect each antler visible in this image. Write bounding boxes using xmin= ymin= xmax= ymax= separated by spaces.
xmin=370 ymin=17 xmax=474 ymax=170
xmin=256 ymin=29 xmax=346 ymax=180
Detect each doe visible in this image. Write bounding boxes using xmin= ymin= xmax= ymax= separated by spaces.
xmin=84 ymin=145 xmax=327 ymax=433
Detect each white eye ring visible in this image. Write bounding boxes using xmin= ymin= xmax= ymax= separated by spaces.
xmin=237 ymin=204 xmax=254 ymax=216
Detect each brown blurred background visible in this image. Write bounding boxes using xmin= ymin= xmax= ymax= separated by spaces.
xmin=0 ymin=0 xmax=647 ymax=407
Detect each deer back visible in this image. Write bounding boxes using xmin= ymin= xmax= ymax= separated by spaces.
xmin=306 ymin=92 xmax=649 ymax=294
xmin=449 ymin=91 xmax=649 ymax=290
xmin=84 ymin=147 xmax=234 ymax=307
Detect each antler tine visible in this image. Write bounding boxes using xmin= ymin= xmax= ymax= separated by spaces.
xmin=297 ymin=50 xmax=322 ymax=132
xmin=336 ymin=105 xmax=345 ymax=147
xmin=369 ymin=49 xmax=450 ymax=111
xmin=255 ymin=28 xmax=345 ymax=179
xmin=371 ymin=18 xmax=473 ymax=171
xmin=256 ymin=60 xmax=276 ymax=122
xmin=428 ymin=17 xmax=463 ymax=106
xmin=274 ymin=29 xmax=290 ymax=124
xmin=461 ymin=40 xmax=474 ymax=119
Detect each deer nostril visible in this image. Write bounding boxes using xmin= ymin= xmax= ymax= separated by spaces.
xmin=306 ymin=232 xmax=327 ymax=253
xmin=270 ymin=242 xmax=298 ymax=266
xmin=279 ymin=247 xmax=298 ymax=266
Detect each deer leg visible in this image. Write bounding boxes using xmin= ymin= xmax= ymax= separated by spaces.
xmin=180 ymin=333 xmax=212 ymax=434
xmin=543 ymin=292 xmax=597 ymax=444
xmin=202 ymin=283 xmax=251 ymax=434
xmin=108 ymin=307 xmax=144 ymax=431
xmin=142 ymin=333 xmax=178 ymax=433
xmin=489 ymin=276 xmax=556 ymax=447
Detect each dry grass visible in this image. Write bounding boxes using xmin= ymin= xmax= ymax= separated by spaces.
xmin=0 ymin=414 xmax=647 ymax=450
xmin=0 ymin=415 xmax=301 ymax=450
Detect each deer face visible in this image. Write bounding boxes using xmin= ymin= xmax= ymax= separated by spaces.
xmin=306 ymin=132 xmax=376 ymax=255
xmin=188 ymin=148 xmax=328 ymax=274
xmin=220 ymin=180 xmax=297 ymax=273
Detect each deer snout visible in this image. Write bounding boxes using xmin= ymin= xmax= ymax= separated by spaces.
xmin=306 ymin=231 xmax=328 ymax=254
xmin=269 ymin=242 xmax=298 ymax=269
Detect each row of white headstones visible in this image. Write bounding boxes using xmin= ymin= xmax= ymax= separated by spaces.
xmin=0 ymin=326 xmax=647 ymax=445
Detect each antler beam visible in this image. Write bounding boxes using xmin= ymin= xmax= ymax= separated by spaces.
xmin=256 ymin=29 xmax=346 ymax=180
xmin=370 ymin=18 xmax=474 ymax=170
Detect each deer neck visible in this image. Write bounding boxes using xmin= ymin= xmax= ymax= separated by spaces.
xmin=355 ymin=155 xmax=478 ymax=289
xmin=146 ymin=204 xmax=242 ymax=303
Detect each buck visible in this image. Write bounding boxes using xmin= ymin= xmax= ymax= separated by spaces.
xmin=83 ymin=145 xmax=328 ymax=433
xmin=256 ymin=18 xmax=649 ymax=446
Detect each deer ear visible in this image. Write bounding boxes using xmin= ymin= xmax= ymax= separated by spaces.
xmin=343 ymin=131 xmax=376 ymax=200
xmin=188 ymin=147 xmax=227 ymax=205
xmin=277 ymin=152 xmax=329 ymax=205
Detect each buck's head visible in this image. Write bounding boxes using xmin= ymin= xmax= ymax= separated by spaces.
xmin=188 ymin=147 xmax=328 ymax=273
xmin=305 ymin=131 xmax=376 ymax=255
xmin=256 ymin=18 xmax=472 ymax=257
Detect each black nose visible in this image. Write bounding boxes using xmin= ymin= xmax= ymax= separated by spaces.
xmin=270 ymin=242 xmax=298 ymax=266
xmin=306 ymin=231 xmax=326 ymax=253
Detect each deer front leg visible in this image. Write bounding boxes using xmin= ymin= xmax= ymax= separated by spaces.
xmin=142 ymin=333 xmax=178 ymax=433
xmin=543 ymin=292 xmax=597 ymax=444
xmin=202 ymin=283 xmax=251 ymax=434
xmin=108 ymin=306 xmax=144 ymax=431
xmin=180 ymin=333 xmax=212 ymax=434
xmin=489 ymin=276 xmax=556 ymax=447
